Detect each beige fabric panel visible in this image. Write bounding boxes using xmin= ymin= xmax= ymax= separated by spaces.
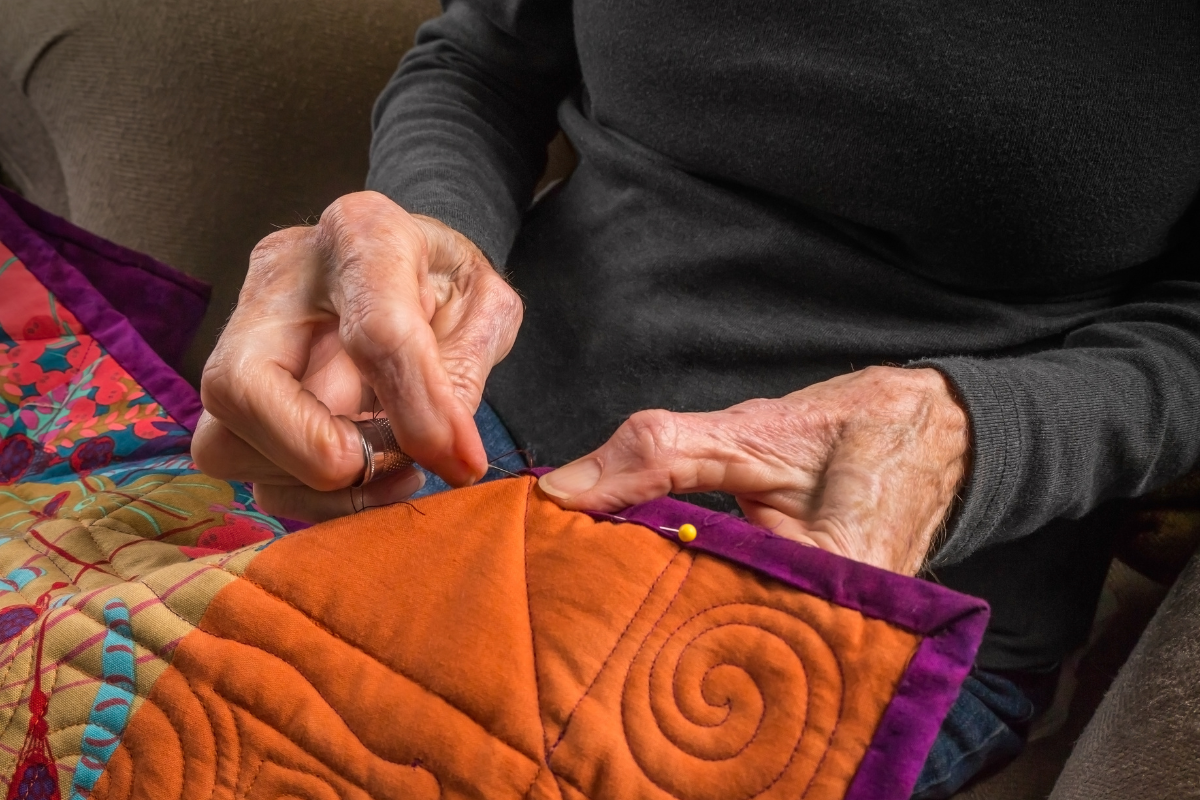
xmin=0 ymin=74 xmax=69 ymax=217
xmin=1049 ymin=551 xmax=1200 ymax=800
xmin=0 ymin=0 xmax=439 ymax=382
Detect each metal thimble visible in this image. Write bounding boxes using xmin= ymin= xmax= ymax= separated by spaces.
xmin=353 ymin=416 xmax=415 ymax=487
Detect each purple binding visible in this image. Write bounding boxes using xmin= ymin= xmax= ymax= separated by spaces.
xmin=0 ymin=187 xmax=206 ymax=431
xmin=0 ymin=186 xmax=984 ymax=797
xmin=528 ymin=467 xmax=988 ymax=800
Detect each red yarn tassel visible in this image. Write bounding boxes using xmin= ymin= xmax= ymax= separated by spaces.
xmin=6 ymin=596 xmax=61 ymax=800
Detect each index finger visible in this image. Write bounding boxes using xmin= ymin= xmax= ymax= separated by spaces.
xmin=320 ymin=194 xmax=487 ymax=486
xmin=199 ymin=226 xmax=365 ymax=491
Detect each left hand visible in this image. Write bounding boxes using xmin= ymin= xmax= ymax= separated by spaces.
xmin=537 ymin=366 xmax=970 ymax=575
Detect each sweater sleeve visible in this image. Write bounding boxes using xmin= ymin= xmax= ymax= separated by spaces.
xmin=916 ymin=263 xmax=1200 ymax=566
xmin=366 ymin=0 xmax=580 ymax=267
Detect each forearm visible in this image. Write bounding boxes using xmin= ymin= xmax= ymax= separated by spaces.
xmin=367 ymin=0 xmax=579 ymax=266
xmin=918 ymin=276 xmax=1200 ymax=565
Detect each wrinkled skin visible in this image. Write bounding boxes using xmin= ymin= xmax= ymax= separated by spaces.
xmin=538 ymin=367 xmax=970 ymax=576
xmin=192 ymin=191 xmax=523 ymax=518
xmin=192 ymin=191 xmax=970 ymax=575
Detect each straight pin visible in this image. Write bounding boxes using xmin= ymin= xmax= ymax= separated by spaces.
xmin=609 ymin=515 xmax=697 ymax=542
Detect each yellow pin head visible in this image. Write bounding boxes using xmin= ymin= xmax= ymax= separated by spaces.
xmin=678 ymin=523 xmax=698 ymax=543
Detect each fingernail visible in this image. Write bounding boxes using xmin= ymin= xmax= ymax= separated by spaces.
xmin=397 ymin=469 xmax=427 ymax=498
xmin=539 ymin=458 xmax=602 ymax=500
xmin=371 ymin=469 xmax=426 ymax=505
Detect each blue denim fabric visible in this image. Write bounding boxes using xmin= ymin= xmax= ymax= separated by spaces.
xmin=414 ymin=401 xmax=1034 ymax=799
xmin=911 ymin=669 xmax=1036 ymax=799
xmin=408 ymin=400 xmax=529 ymax=499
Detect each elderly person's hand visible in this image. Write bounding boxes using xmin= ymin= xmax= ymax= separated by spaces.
xmin=190 ymin=191 xmax=522 ymax=520
xmin=538 ymin=366 xmax=970 ymax=575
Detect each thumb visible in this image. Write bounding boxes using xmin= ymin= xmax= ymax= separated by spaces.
xmin=538 ymin=409 xmax=736 ymax=511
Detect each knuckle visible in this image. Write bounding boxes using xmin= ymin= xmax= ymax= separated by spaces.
xmin=198 ymin=362 xmax=234 ymax=420
xmin=199 ymin=350 xmax=255 ymax=421
xmin=249 ymin=227 xmax=303 ymax=260
xmin=488 ymin=276 xmax=525 ymax=321
xmin=322 ymin=192 xmax=379 ymax=231
xmin=320 ymin=198 xmax=362 ymax=248
xmin=320 ymin=192 xmax=424 ymax=276
xmin=241 ymin=227 xmax=314 ymax=307
xmin=317 ymin=197 xmax=353 ymax=248
xmin=247 ymin=228 xmax=305 ymax=275
xmin=620 ymin=409 xmax=681 ymax=468
xmin=302 ymin=429 xmax=360 ymax=492
xmin=471 ymin=278 xmax=525 ymax=341
xmin=340 ymin=301 xmax=421 ymax=362
xmin=324 ymin=190 xmax=390 ymax=223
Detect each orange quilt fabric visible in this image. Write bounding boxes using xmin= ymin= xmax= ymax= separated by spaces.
xmin=0 ymin=185 xmax=987 ymax=800
xmin=96 ymin=477 xmax=932 ymax=800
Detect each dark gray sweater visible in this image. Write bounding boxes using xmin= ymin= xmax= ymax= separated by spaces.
xmin=368 ymin=0 xmax=1200 ymax=669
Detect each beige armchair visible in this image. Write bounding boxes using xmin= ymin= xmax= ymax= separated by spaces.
xmin=1 ymin=4 xmax=1196 ymax=797
xmin=0 ymin=0 xmax=437 ymax=382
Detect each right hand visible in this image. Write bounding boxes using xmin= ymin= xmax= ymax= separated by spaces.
xmin=190 ymin=191 xmax=523 ymax=522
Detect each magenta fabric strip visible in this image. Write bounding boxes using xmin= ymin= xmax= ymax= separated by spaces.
xmin=0 ymin=184 xmax=981 ymax=798
xmin=526 ymin=467 xmax=987 ymax=800
xmin=0 ymin=188 xmax=205 ymax=431
xmin=845 ymin=616 xmax=986 ymax=800
xmin=0 ymin=187 xmax=210 ymax=372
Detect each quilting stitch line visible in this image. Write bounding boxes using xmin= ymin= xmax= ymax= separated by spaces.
xmin=545 ymin=541 xmax=691 ymax=761
xmin=214 ymin=569 xmax=544 ymax=769
xmin=627 ymin=599 xmax=846 ymax=800
xmin=520 ymin=478 xmax=552 ymax=800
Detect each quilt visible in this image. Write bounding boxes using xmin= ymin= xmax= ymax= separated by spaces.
xmin=0 ymin=186 xmax=988 ymax=800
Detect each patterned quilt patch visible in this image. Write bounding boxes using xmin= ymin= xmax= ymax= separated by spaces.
xmin=0 ymin=187 xmax=987 ymax=800
xmin=0 ymin=194 xmax=283 ymax=799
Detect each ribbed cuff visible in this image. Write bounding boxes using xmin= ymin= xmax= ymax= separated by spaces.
xmin=403 ymin=200 xmax=507 ymax=269
xmin=908 ymin=358 xmax=1026 ymax=566
xmin=366 ymin=152 xmax=520 ymax=268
